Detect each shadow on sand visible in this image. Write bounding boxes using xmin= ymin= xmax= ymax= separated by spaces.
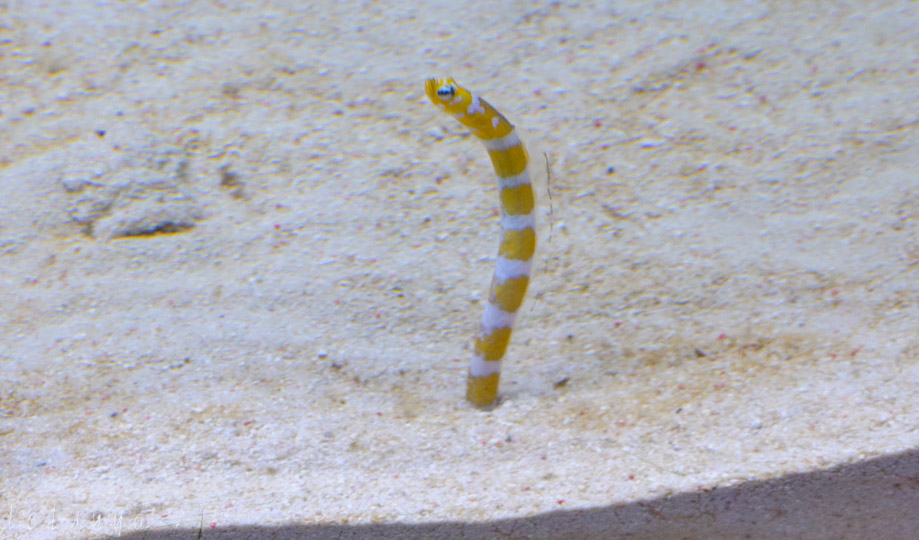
xmin=117 ymin=448 xmax=919 ymax=539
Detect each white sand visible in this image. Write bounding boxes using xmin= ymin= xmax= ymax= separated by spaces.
xmin=2 ymin=0 xmax=918 ymax=538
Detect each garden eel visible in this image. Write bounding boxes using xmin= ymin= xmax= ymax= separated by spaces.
xmin=425 ymin=77 xmax=536 ymax=409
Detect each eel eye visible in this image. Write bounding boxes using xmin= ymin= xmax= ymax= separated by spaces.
xmin=437 ymin=85 xmax=456 ymax=98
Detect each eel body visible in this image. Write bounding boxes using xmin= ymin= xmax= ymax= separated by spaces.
xmin=424 ymin=77 xmax=536 ymax=409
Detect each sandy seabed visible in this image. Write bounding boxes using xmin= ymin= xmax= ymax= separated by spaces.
xmin=2 ymin=1 xmax=919 ymax=538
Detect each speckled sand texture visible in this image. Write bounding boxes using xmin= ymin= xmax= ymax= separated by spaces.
xmin=2 ymin=1 xmax=919 ymax=539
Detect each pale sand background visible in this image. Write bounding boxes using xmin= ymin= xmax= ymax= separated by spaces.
xmin=2 ymin=0 xmax=919 ymax=538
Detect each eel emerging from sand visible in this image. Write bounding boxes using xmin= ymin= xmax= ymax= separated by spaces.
xmin=425 ymin=77 xmax=536 ymax=409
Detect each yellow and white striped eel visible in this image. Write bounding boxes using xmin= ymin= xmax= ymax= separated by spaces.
xmin=425 ymin=77 xmax=536 ymax=409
